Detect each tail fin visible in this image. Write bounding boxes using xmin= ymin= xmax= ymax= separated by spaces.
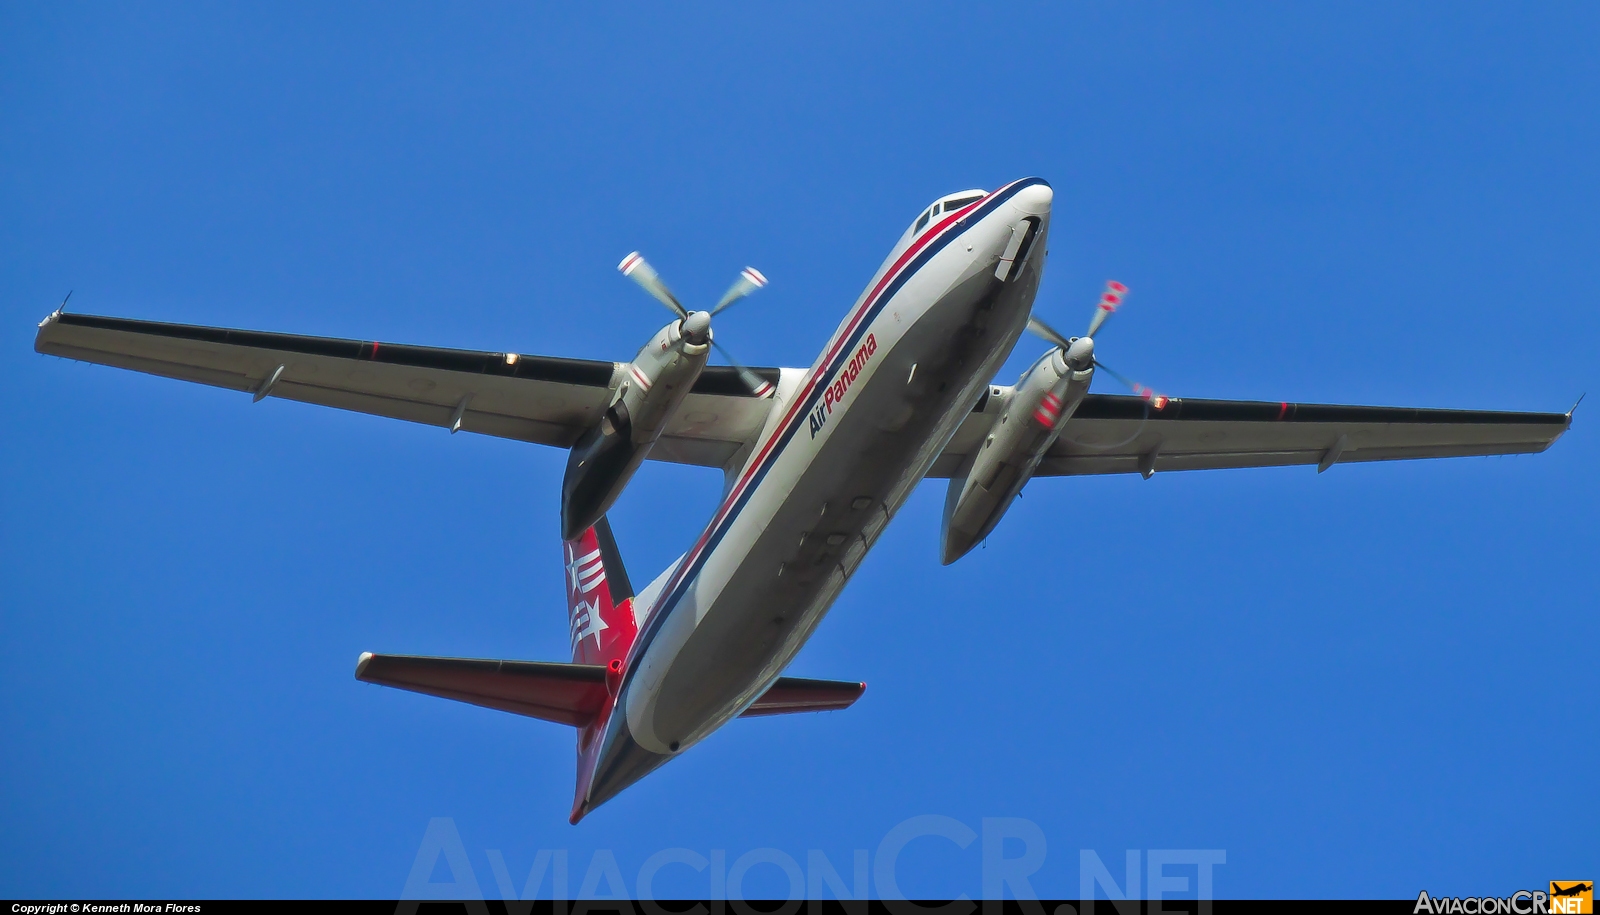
xmin=563 ymin=516 xmax=638 ymax=667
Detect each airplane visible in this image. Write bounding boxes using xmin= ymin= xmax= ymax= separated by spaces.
xmin=33 ymin=177 xmax=1574 ymax=822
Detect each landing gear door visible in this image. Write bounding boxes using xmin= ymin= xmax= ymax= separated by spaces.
xmin=994 ymin=217 xmax=1040 ymax=282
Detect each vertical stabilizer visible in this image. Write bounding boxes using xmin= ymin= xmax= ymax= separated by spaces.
xmin=563 ymin=516 xmax=639 ymax=822
xmin=563 ymin=516 xmax=638 ymax=667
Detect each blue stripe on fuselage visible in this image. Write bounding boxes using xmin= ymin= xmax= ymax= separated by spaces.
xmin=616 ymin=177 xmax=1049 ymax=701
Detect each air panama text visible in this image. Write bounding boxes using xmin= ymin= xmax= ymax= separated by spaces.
xmin=809 ymin=333 xmax=878 ymax=438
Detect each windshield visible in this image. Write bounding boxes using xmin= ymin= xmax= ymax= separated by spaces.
xmin=908 ymin=189 xmax=987 ymax=239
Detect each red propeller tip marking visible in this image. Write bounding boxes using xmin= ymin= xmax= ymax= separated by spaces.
xmin=1131 ymin=383 xmax=1170 ymax=410
xmin=618 ymin=252 xmax=643 ymax=274
xmin=1106 ymin=281 xmax=1128 ymax=294
xmin=741 ymin=267 xmax=768 ymax=287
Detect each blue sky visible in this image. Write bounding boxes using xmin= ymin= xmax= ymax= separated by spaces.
xmin=3 ymin=1 xmax=1596 ymax=901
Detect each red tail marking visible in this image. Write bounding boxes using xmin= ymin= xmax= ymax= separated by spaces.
xmin=563 ymin=525 xmax=637 ymax=667
xmin=564 ymin=519 xmax=640 ymax=822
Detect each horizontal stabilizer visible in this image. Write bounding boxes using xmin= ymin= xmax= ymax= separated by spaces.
xmin=742 ymin=676 xmax=866 ymax=716
xmin=355 ymin=653 xmax=863 ymax=725
xmin=355 ymin=653 xmax=608 ymax=727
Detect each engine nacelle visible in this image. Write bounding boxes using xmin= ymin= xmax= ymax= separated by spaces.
xmin=940 ymin=339 xmax=1094 ymax=564
xmin=561 ymin=313 xmax=711 ymax=539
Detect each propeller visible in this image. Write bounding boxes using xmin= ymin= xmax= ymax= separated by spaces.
xmin=1086 ymin=279 xmax=1127 ymax=338
xmin=1026 ymin=280 xmax=1171 ymax=410
xmin=617 ymin=252 xmax=771 ymax=394
xmin=1092 ymin=361 xmax=1170 ymax=410
xmin=713 ymin=267 xmax=769 ymax=315
xmin=617 ymin=251 xmax=686 ymax=317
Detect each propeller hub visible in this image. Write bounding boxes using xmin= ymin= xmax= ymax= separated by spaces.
xmin=1064 ymin=335 xmax=1095 ymax=371
xmin=682 ymin=310 xmax=712 ymax=344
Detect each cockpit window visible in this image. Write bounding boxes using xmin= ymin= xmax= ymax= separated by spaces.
xmin=911 ymin=191 xmax=986 ymax=238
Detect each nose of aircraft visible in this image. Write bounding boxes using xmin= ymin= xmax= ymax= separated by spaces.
xmin=1009 ymin=181 xmax=1053 ymax=217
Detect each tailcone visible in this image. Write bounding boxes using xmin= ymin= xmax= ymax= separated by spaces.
xmin=572 ymin=714 xmax=672 ymax=822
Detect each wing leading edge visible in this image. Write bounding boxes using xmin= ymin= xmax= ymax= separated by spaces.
xmin=931 ymin=392 xmax=1571 ymax=478
xmin=35 ymin=310 xmax=783 ymax=470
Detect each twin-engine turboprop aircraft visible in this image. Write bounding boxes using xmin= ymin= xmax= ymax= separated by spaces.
xmin=34 ymin=177 xmax=1572 ymax=821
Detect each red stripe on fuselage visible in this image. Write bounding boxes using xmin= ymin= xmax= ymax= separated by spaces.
xmin=632 ymin=182 xmax=1023 ymax=641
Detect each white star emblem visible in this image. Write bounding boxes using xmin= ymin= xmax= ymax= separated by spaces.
xmin=571 ymin=598 xmax=609 ymax=650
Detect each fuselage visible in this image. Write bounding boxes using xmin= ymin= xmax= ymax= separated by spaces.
xmin=574 ymin=178 xmax=1055 ymax=819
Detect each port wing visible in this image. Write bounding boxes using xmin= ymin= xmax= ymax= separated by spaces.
xmin=36 ymin=311 xmax=781 ymax=470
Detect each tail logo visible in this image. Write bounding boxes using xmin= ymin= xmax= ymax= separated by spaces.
xmin=562 ymin=519 xmax=638 ymax=668
xmin=566 ymin=545 xmax=606 ymax=594
xmin=569 ymin=598 xmax=609 ymax=652
xmin=564 ymin=543 xmax=611 ymax=652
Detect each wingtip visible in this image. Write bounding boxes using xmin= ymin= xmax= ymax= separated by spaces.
xmin=355 ymin=651 xmax=374 ymax=680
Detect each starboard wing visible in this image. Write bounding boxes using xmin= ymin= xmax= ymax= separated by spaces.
xmin=929 ymin=392 xmax=1571 ymax=478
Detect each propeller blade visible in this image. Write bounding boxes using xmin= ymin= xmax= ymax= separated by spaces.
xmin=712 ymin=339 xmax=773 ymax=397
xmin=1093 ymin=359 xmax=1170 ymax=410
xmin=617 ymin=251 xmax=686 ymax=318
xmin=1084 ymin=280 xmax=1128 ymax=338
xmin=1026 ymin=314 xmax=1073 ymax=350
xmin=712 ymin=266 xmax=769 ymax=316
